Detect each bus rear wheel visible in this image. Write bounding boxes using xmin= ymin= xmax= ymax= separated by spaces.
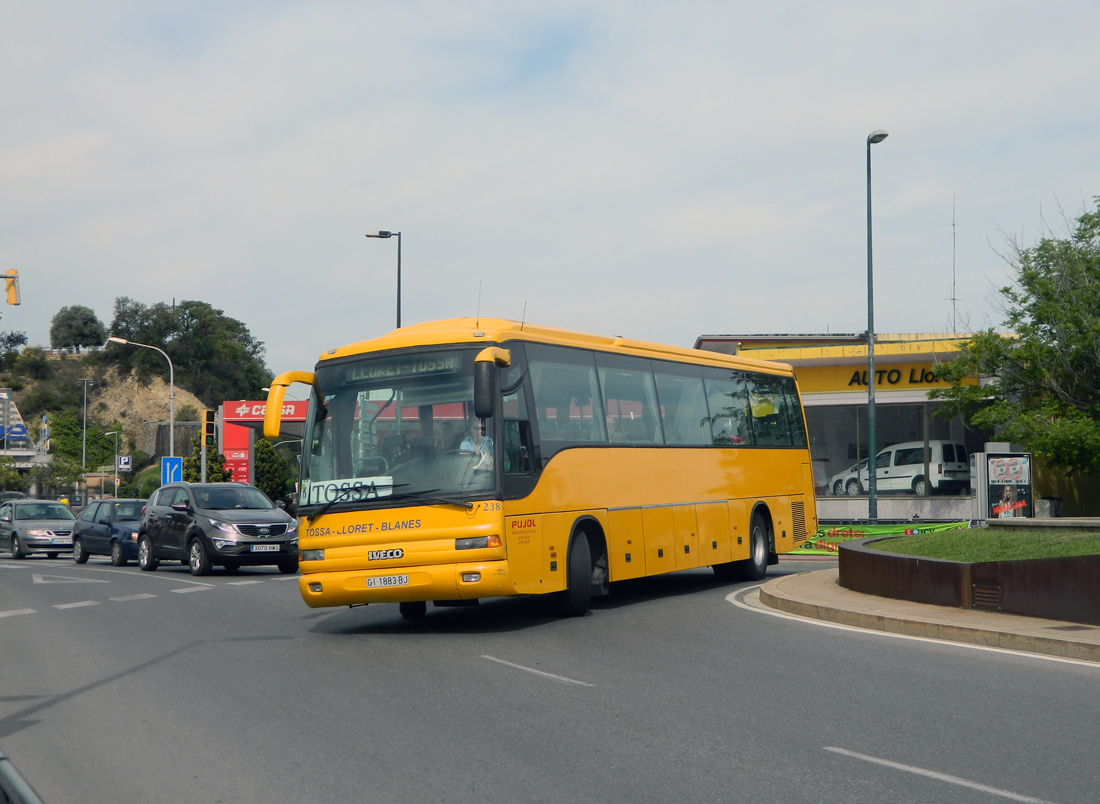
xmin=712 ymin=513 xmax=769 ymax=582
xmin=556 ymin=533 xmax=592 ymax=617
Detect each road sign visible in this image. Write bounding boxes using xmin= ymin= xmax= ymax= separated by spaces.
xmin=161 ymin=456 xmax=183 ymax=485
xmin=118 ymin=455 xmax=132 ymax=472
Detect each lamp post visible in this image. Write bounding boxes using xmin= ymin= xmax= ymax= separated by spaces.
xmin=366 ymin=230 xmax=402 ymax=328
xmin=107 ymin=337 xmax=175 ymax=457
xmin=105 ymin=431 xmax=119 ymax=496
xmin=78 ymin=379 xmax=94 ymax=501
xmin=866 ymin=129 xmax=888 ymax=524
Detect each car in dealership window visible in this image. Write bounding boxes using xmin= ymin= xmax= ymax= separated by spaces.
xmin=137 ymin=482 xmax=298 ymax=576
xmin=0 ymin=499 xmax=76 ymax=559
xmin=73 ymin=498 xmax=145 ymax=566
xmin=829 ymin=459 xmax=868 ymax=496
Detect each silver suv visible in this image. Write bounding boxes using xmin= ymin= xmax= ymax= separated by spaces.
xmin=0 ymin=499 xmax=76 ymax=559
xmin=138 ymin=482 xmax=298 ymax=576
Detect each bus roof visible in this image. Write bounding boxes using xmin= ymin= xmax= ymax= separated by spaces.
xmin=317 ymin=318 xmax=796 ymax=376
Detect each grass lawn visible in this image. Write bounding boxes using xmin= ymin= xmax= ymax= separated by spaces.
xmin=865 ymin=528 xmax=1100 ymax=563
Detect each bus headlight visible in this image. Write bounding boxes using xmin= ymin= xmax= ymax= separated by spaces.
xmin=302 ymin=549 xmax=324 ymax=561
xmin=455 ymin=535 xmax=502 ymax=550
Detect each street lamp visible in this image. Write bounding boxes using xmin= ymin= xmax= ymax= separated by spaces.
xmin=366 ymin=230 xmax=402 ymax=328
xmin=107 ymin=337 xmax=175 ymax=457
xmin=78 ymin=379 xmax=94 ymax=502
xmin=866 ymin=129 xmax=888 ymax=524
xmin=105 ymin=431 xmax=119 ymax=496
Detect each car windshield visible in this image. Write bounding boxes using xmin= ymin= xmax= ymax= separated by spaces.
xmin=16 ymin=503 xmax=76 ymax=521
xmin=113 ymin=503 xmax=142 ymax=521
xmin=193 ymin=487 xmax=275 ymax=511
xmin=301 ymin=347 xmax=495 ymax=513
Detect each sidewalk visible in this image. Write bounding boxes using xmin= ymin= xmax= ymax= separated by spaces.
xmin=759 ymin=567 xmax=1100 ymax=663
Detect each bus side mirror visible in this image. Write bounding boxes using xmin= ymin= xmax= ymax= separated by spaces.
xmin=474 ymin=361 xmax=495 ymax=419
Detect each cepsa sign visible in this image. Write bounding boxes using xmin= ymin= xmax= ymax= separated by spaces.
xmin=223 ymin=400 xmax=309 ymax=423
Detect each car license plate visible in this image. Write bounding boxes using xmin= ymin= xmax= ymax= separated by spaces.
xmin=367 ymin=574 xmax=409 ymax=589
xmin=52 ymin=537 xmax=72 ymax=545
xmin=250 ymin=544 xmax=280 ymax=553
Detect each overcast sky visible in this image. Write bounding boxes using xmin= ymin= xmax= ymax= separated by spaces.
xmin=3 ymin=1 xmax=1099 ymax=390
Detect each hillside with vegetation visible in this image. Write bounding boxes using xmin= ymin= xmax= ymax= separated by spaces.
xmin=0 ymin=296 xmax=293 ymax=502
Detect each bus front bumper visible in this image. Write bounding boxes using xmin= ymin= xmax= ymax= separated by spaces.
xmin=297 ymin=559 xmax=517 ymax=608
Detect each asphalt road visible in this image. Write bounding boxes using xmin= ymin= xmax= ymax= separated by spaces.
xmin=1 ymin=555 xmax=1097 ymax=804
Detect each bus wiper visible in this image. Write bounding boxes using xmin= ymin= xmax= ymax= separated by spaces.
xmin=305 ymin=482 xmax=410 ymax=523
xmin=388 ymin=489 xmax=474 ymax=510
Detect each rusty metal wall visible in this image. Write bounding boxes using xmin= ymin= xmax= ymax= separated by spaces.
xmin=840 ymin=538 xmax=1100 ymax=626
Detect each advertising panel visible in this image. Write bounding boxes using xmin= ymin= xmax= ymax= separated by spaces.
xmin=986 ymin=453 xmax=1032 ymax=519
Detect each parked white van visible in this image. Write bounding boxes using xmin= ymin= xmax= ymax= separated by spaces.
xmin=858 ymin=440 xmax=970 ymax=496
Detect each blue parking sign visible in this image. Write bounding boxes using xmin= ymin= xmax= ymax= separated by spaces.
xmin=161 ymin=457 xmax=183 ymax=485
xmin=118 ymin=455 xmax=132 ymax=472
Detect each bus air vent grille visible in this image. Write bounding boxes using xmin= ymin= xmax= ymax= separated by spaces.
xmin=791 ymin=500 xmax=807 ymax=543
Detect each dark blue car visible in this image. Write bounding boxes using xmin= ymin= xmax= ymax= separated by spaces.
xmin=73 ymin=499 xmax=145 ymax=566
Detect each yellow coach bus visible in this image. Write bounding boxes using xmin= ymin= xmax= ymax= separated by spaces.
xmin=264 ymin=317 xmax=818 ymax=618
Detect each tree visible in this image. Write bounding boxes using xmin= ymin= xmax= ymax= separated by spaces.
xmin=31 ymin=455 xmax=82 ymax=497
xmin=930 ymin=198 xmax=1100 ymax=474
xmin=183 ymin=438 xmax=233 ymax=482
xmin=0 ymin=456 xmax=27 ymax=493
xmin=105 ymin=297 xmax=272 ymax=408
xmin=253 ymin=439 xmax=294 ymax=504
xmin=50 ymin=305 xmax=108 ymax=352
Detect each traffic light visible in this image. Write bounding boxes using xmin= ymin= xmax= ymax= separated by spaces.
xmin=3 ymin=270 xmax=19 ymax=306
xmin=203 ymin=409 xmax=216 ymax=448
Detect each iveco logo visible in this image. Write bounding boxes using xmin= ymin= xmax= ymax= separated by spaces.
xmin=368 ymin=548 xmax=404 ymax=561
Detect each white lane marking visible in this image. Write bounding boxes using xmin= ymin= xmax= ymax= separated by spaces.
xmin=32 ymin=573 xmax=110 ymax=584
xmin=54 ymin=601 xmax=100 ymax=609
xmin=269 ymin=576 xmax=300 ymax=581
xmin=729 ymin=587 xmax=1100 ymax=669
xmin=481 ymin=655 xmax=595 ymax=687
xmin=0 ymin=608 xmax=36 ymax=618
xmin=110 ymin=594 xmax=157 ymax=602
xmin=824 ymin=747 xmax=1059 ymax=804
xmin=227 ymin=580 xmax=264 ymax=586
xmin=170 ymin=587 xmax=210 ymax=594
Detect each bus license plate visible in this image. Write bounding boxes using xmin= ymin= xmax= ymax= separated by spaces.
xmin=367 ymin=574 xmax=409 ymax=589
xmin=251 ymin=544 xmax=280 ymax=553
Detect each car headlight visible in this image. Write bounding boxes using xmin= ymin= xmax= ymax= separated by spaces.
xmin=285 ymin=519 xmax=298 ymax=535
xmin=213 ymin=539 xmax=236 ymax=551
xmin=27 ymin=529 xmax=49 ymax=536
xmin=210 ymin=519 xmax=239 ymax=535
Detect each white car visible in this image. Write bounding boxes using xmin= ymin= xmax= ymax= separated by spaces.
xmin=830 ymin=459 xmax=868 ymax=496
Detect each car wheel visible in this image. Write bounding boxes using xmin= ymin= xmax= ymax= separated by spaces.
xmin=188 ymin=538 xmax=212 ymax=576
xmin=138 ymin=535 xmax=159 ymax=571
xmin=11 ymin=535 xmax=25 ymax=560
xmin=73 ymin=538 xmax=89 ymax=564
xmin=832 ymin=481 xmax=844 ymax=496
xmin=110 ymin=540 xmax=127 ymax=566
xmin=277 ymin=560 xmax=298 ymax=575
xmin=912 ymin=476 xmax=928 ymax=496
xmin=845 ymin=479 xmax=862 ymax=496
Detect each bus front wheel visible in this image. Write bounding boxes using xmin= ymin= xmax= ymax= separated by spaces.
xmin=556 ymin=533 xmax=592 ymax=617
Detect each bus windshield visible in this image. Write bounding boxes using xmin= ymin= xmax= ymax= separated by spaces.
xmin=299 ymin=347 xmax=495 ymax=512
